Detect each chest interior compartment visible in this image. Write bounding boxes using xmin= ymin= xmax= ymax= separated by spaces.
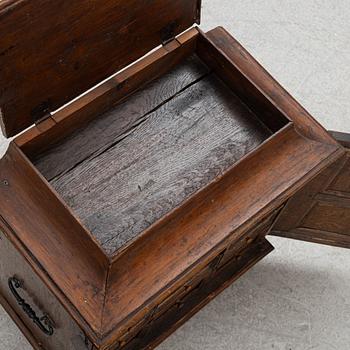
xmin=20 ymin=29 xmax=289 ymax=256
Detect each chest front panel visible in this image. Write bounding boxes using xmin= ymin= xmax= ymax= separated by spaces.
xmin=107 ymin=208 xmax=281 ymax=349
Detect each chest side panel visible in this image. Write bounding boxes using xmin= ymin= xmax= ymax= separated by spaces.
xmin=271 ymin=140 xmax=350 ymax=248
xmin=0 ymin=225 xmax=91 ymax=350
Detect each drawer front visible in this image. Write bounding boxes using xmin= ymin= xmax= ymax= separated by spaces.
xmin=0 ymin=226 xmax=89 ymax=350
xmin=113 ymin=208 xmax=280 ymax=349
xmin=217 ymin=205 xmax=283 ymax=270
xmin=117 ymin=239 xmax=274 ymax=350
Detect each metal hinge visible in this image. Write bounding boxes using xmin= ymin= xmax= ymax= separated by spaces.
xmin=31 ymin=100 xmax=52 ymax=126
xmin=160 ymin=21 xmax=178 ymax=45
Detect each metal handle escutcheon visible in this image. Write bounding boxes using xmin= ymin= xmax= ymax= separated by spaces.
xmin=8 ymin=276 xmax=54 ymax=336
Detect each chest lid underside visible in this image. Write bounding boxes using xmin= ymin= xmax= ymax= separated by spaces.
xmin=0 ymin=0 xmax=201 ymax=137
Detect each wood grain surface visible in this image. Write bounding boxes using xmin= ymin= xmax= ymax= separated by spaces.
xmin=202 ymin=27 xmax=338 ymax=146
xmin=15 ymin=28 xmax=200 ymax=159
xmin=118 ymin=239 xmax=274 ymax=350
xmin=35 ymin=57 xmax=272 ymax=254
xmin=33 ymin=56 xmax=210 ymax=181
xmin=0 ymin=227 xmax=86 ymax=350
xmin=0 ymin=0 xmax=200 ymax=137
xmin=271 ymin=132 xmax=350 ymax=248
xmin=0 ymin=25 xmax=345 ymax=349
xmin=0 ymin=144 xmax=109 ymax=338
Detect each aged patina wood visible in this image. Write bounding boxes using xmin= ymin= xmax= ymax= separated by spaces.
xmin=0 ymin=0 xmax=201 ymax=137
xmin=0 ymin=15 xmax=345 ymax=350
xmin=32 ymin=56 xmax=210 ymax=181
xmin=118 ymin=239 xmax=274 ymax=350
xmin=34 ymin=58 xmax=272 ymax=255
xmin=15 ymin=28 xmax=200 ymax=159
xmin=0 ymin=226 xmax=87 ymax=350
xmin=271 ymin=131 xmax=350 ymax=248
xmin=199 ymin=27 xmax=338 ymax=146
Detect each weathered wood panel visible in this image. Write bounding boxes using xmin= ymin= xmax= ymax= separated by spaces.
xmin=327 ymin=157 xmax=350 ymax=194
xmin=49 ymin=73 xmax=271 ymax=254
xmin=102 ymin=125 xmax=341 ymax=337
xmin=271 ymin=133 xmax=350 ymax=248
xmin=0 ymin=144 xmax=109 ymax=337
xmin=33 ymin=56 xmax=210 ymax=181
xmin=0 ymin=227 xmax=86 ymax=350
xmin=17 ymin=29 xmax=199 ymax=159
xmin=201 ymin=27 xmax=338 ymax=146
xmin=301 ymin=201 xmax=350 ymax=236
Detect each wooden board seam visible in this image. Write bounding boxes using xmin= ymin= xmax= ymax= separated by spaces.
xmin=48 ymin=71 xmax=211 ymax=185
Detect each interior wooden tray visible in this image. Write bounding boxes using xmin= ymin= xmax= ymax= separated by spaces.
xmin=24 ymin=32 xmax=290 ymax=256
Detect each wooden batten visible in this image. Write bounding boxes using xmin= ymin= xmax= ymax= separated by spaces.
xmin=0 ymin=0 xmax=201 ymax=137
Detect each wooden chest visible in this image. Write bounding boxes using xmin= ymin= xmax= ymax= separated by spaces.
xmin=272 ymin=131 xmax=350 ymax=248
xmin=0 ymin=1 xmax=345 ymax=349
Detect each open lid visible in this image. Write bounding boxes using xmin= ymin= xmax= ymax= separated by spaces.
xmin=0 ymin=0 xmax=201 ymax=137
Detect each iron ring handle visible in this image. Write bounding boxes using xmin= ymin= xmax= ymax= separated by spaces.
xmin=8 ymin=276 xmax=54 ymax=336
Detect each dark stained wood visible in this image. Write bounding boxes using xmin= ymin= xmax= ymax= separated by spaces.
xmin=120 ymin=239 xmax=274 ymax=350
xmin=301 ymin=201 xmax=350 ymax=236
xmin=0 ymin=23 xmax=346 ymax=350
xmin=0 ymin=0 xmax=200 ymax=137
xmin=197 ymin=32 xmax=288 ymax=133
xmin=327 ymin=156 xmax=350 ymax=195
xmin=0 ymin=143 xmax=108 ymax=341
xmin=36 ymin=63 xmax=272 ymax=255
xmin=271 ymin=132 xmax=350 ymax=248
xmin=0 ymin=227 xmax=87 ymax=350
xmin=15 ymin=28 xmax=200 ymax=159
xmin=199 ymin=27 xmax=338 ymax=146
xmin=33 ymin=55 xmax=210 ymax=181
xmin=101 ymin=126 xmax=341 ymax=345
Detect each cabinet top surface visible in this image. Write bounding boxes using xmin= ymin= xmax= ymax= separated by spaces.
xmin=0 ymin=0 xmax=200 ymax=137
